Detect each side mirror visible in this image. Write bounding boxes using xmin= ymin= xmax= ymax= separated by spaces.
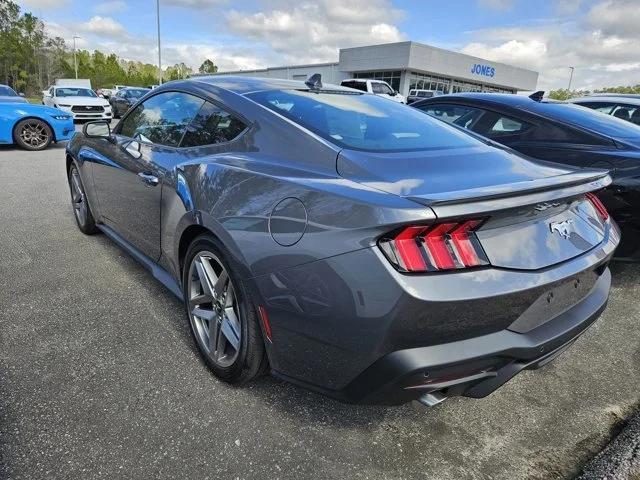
xmin=125 ymin=140 xmax=142 ymax=159
xmin=83 ymin=120 xmax=113 ymax=141
xmin=19 ymin=92 xmax=25 ymax=97
xmin=390 ymin=91 xmax=397 ymax=96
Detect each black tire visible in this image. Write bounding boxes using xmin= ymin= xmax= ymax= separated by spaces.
xmin=68 ymin=164 xmax=99 ymax=235
xmin=13 ymin=118 xmax=53 ymax=151
xmin=183 ymin=235 xmax=268 ymax=384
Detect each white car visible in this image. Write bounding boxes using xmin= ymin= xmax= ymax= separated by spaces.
xmin=43 ymin=86 xmax=112 ymax=121
xmin=340 ymin=79 xmax=406 ymax=104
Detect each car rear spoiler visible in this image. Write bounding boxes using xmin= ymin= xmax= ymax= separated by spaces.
xmin=407 ymin=170 xmax=612 ymax=218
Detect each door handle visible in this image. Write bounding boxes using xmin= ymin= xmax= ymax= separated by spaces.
xmin=138 ymin=172 xmax=159 ymax=186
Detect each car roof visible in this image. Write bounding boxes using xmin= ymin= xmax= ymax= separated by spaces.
xmin=568 ymin=96 xmax=640 ymax=106
xmin=190 ymin=75 xmax=354 ymax=94
xmin=432 ymin=92 xmax=556 ymax=107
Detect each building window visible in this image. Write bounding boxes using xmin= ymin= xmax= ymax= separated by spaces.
xmin=409 ymin=72 xmax=451 ymax=94
xmin=352 ymin=71 xmax=402 ymax=92
xmin=409 ymin=71 xmax=515 ymax=95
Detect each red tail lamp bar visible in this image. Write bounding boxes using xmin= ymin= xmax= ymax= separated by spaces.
xmin=379 ymin=219 xmax=490 ymax=273
xmin=585 ymin=192 xmax=609 ymax=221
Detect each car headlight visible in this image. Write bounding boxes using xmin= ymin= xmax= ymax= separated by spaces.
xmin=51 ymin=114 xmax=72 ymax=120
xmin=56 ymin=104 xmax=71 ymax=108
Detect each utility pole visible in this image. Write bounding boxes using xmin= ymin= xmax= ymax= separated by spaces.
xmin=567 ymin=66 xmax=574 ymax=91
xmin=73 ymin=36 xmax=81 ymax=79
xmin=156 ymin=0 xmax=162 ymax=85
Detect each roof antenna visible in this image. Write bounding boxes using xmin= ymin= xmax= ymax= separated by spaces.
xmin=529 ymin=90 xmax=545 ymax=102
xmin=305 ymin=73 xmax=322 ymax=90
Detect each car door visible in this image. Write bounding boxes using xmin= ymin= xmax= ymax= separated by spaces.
xmin=44 ymin=87 xmax=55 ymax=107
xmin=91 ymin=90 xmax=204 ymax=260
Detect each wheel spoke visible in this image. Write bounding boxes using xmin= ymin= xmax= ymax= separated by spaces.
xmin=189 ymin=293 xmax=212 ymax=309
xmin=215 ymin=320 xmax=227 ymax=359
xmin=213 ymin=270 xmax=228 ymax=298
xmin=221 ymin=309 xmax=240 ymax=350
xmin=208 ymin=314 xmax=221 ymax=354
xmin=194 ymin=258 xmax=215 ymax=298
xmin=192 ymin=306 xmax=215 ymax=322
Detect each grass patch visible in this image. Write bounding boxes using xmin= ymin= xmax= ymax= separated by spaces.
xmin=27 ymin=97 xmax=42 ymax=104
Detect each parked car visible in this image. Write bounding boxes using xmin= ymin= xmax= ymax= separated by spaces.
xmin=66 ymin=76 xmax=618 ymax=406
xmin=109 ymin=87 xmax=151 ymax=118
xmin=412 ymin=92 xmax=640 ymax=260
xmin=340 ymin=78 xmax=406 ymax=103
xmin=43 ymin=85 xmax=112 ymax=121
xmin=567 ymin=96 xmax=640 ymax=125
xmin=407 ymin=89 xmax=444 ymax=104
xmin=0 ymin=84 xmax=28 ymax=104
xmin=0 ymin=102 xmax=73 ymax=150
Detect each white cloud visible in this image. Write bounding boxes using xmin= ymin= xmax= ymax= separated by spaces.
xmin=226 ymin=0 xmax=404 ymax=64
xmin=79 ymin=16 xmax=129 ymax=41
xmin=93 ymin=1 xmax=128 ymax=15
xmin=461 ymin=0 xmax=640 ymax=90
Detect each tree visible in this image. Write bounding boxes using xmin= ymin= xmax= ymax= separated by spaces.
xmin=198 ymin=59 xmax=217 ymax=74
xmin=166 ymin=62 xmax=192 ymax=81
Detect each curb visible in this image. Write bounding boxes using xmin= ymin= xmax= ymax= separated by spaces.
xmin=577 ymin=410 xmax=640 ymax=480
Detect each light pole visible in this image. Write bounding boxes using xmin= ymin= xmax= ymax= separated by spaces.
xmin=567 ymin=66 xmax=574 ymax=91
xmin=156 ymin=0 xmax=162 ymax=85
xmin=73 ymin=36 xmax=81 ymax=79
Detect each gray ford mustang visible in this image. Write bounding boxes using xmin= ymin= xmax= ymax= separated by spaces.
xmin=66 ymin=76 xmax=619 ymax=406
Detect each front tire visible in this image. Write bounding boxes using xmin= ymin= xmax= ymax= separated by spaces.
xmin=183 ymin=235 xmax=268 ymax=384
xmin=68 ymin=164 xmax=98 ymax=235
xmin=13 ymin=119 xmax=52 ymax=151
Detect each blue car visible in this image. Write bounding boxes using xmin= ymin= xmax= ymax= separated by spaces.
xmin=0 ymin=92 xmax=75 ymax=150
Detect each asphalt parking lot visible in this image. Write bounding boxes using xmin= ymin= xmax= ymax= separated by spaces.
xmin=0 ymin=136 xmax=639 ymax=480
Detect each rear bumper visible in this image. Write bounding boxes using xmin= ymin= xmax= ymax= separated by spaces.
xmin=262 ymin=221 xmax=618 ymax=405
xmin=336 ymin=268 xmax=610 ymax=405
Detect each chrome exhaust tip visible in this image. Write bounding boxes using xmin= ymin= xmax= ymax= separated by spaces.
xmin=418 ymin=391 xmax=447 ymax=407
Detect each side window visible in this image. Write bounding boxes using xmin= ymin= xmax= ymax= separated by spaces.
xmin=181 ymin=102 xmax=247 ymax=147
xmin=344 ymin=81 xmax=367 ymax=92
xmin=579 ymin=102 xmax=616 ymax=114
xmin=486 ymin=115 xmax=531 ymax=136
xmin=417 ymin=104 xmax=483 ymax=129
xmin=371 ymin=83 xmax=393 ymax=95
xmin=120 ymin=91 xmax=204 ymax=147
xmin=611 ymin=104 xmax=637 ymax=122
xmin=527 ymin=120 xmax=608 ymax=146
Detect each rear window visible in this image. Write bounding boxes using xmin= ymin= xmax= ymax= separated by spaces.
xmin=528 ymin=102 xmax=640 ymax=139
xmin=247 ymin=89 xmax=479 ymax=152
xmin=0 ymin=86 xmax=17 ymax=96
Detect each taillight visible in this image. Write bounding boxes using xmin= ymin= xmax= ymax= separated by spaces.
xmin=379 ymin=219 xmax=490 ymax=272
xmin=586 ymin=192 xmax=609 ymax=221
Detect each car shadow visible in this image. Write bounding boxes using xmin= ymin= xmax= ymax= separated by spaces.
xmin=609 ymin=261 xmax=640 ymax=288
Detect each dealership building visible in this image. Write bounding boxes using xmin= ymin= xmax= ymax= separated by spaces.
xmin=206 ymin=41 xmax=539 ymax=95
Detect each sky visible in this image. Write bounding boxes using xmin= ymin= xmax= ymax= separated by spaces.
xmin=15 ymin=0 xmax=640 ymax=91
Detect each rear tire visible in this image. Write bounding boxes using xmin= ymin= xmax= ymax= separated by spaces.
xmin=13 ymin=119 xmax=52 ymax=151
xmin=183 ymin=235 xmax=268 ymax=385
xmin=68 ymin=164 xmax=98 ymax=235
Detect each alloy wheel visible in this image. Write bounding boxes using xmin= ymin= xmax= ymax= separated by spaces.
xmin=19 ymin=121 xmax=50 ymax=149
xmin=70 ymin=169 xmax=87 ymax=226
xmin=187 ymin=251 xmax=242 ymax=367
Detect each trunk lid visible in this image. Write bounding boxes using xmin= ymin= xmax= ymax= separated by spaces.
xmin=337 ymin=146 xmax=612 ymax=270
